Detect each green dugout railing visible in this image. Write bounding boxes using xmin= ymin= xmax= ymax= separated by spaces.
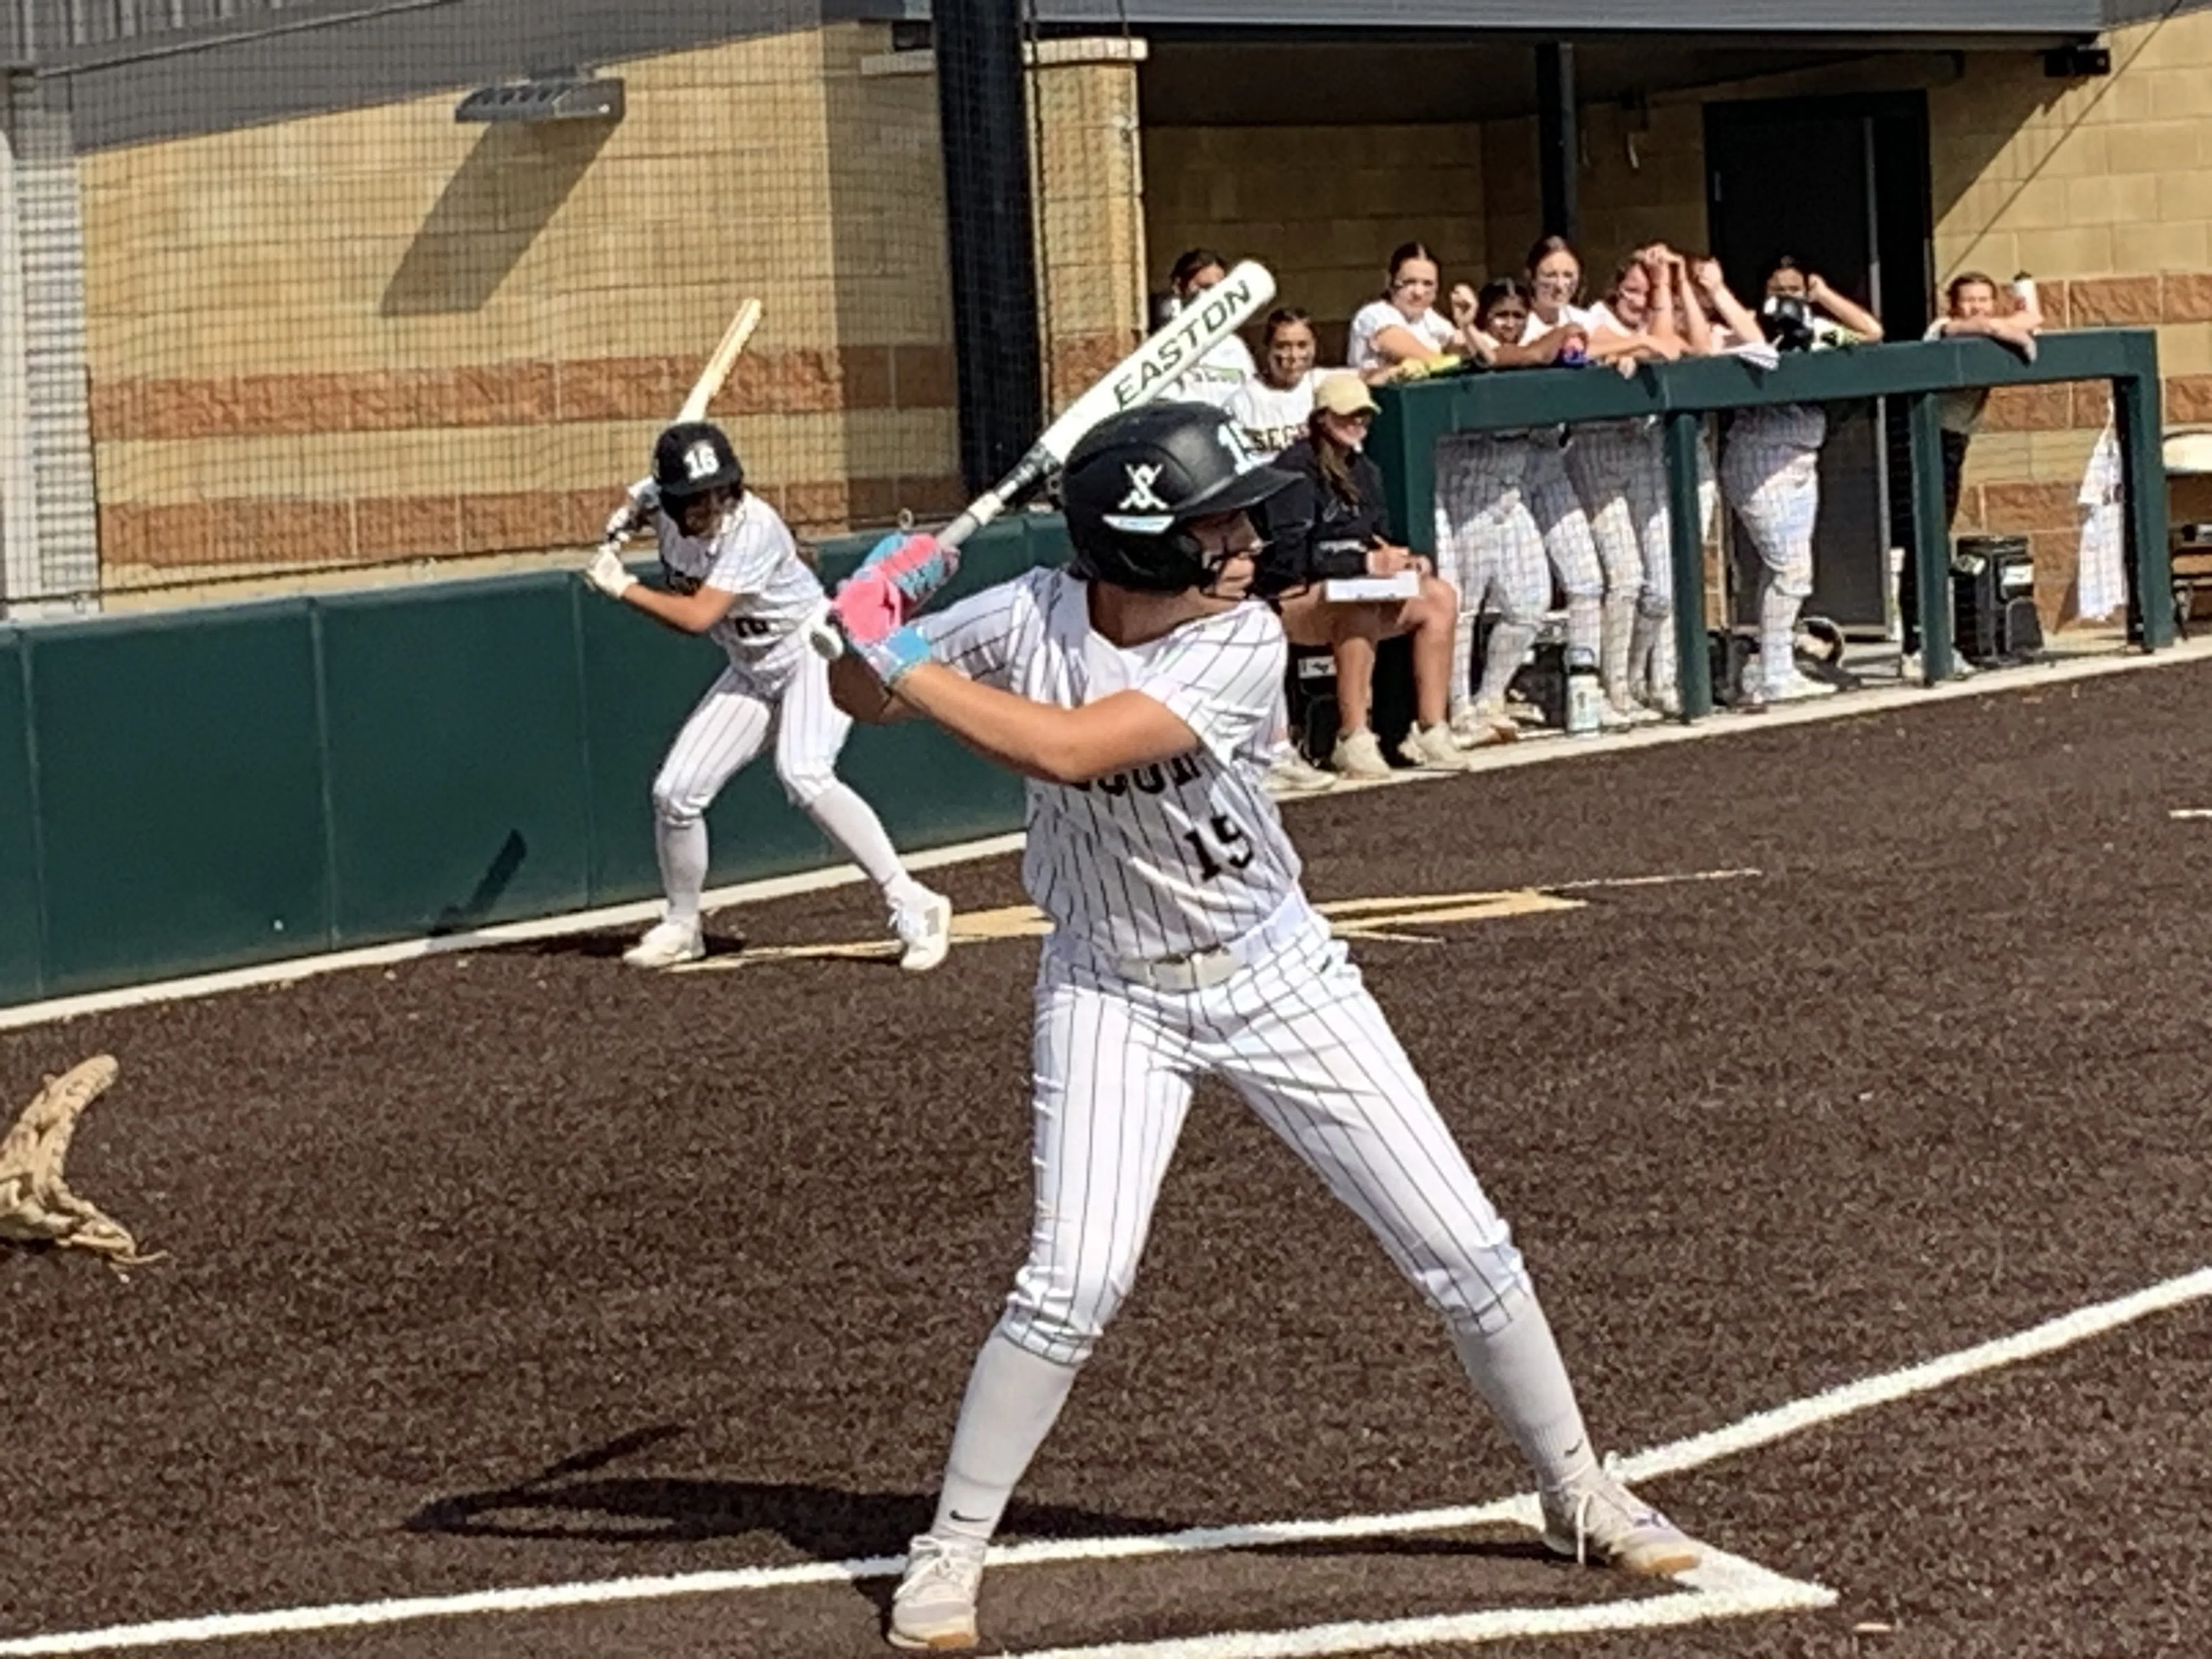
xmin=1369 ymin=329 xmax=2171 ymax=719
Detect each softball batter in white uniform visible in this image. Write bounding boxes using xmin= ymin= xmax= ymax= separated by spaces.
xmin=824 ymin=401 xmax=1702 ymax=1652
xmin=583 ymin=420 xmax=952 ymax=969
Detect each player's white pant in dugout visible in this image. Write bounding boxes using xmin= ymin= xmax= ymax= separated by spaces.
xmin=998 ymin=900 xmax=1531 ymax=1368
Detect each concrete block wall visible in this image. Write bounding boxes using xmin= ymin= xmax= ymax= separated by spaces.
xmin=79 ymin=20 xmax=966 ymax=595
xmin=1144 ymin=123 xmax=1486 ymax=363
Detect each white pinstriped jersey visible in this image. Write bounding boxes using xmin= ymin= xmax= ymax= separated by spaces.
xmin=916 ymin=568 xmax=1300 ymax=963
xmin=654 ymin=494 xmax=824 ymax=677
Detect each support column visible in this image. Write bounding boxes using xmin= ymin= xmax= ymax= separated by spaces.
xmin=2 ymin=70 xmax=97 ymax=615
xmin=1663 ymin=410 xmax=1710 ymax=719
xmin=1906 ymin=390 xmax=1955 ymax=682
xmin=1536 ymin=42 xmax=1578 ymax=243
xmin=935 ymin=0 xmax=1045 ymax=496
xmin=2113 ymin=364 xmax=2173 ymax=651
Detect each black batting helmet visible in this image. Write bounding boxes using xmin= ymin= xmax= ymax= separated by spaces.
xmin=653 ymin=421 xmax=744 ymax=503
xmin=1060 ymin=402 xmax=1297 ymax=593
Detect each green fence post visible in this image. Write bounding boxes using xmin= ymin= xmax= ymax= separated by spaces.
xmin=2113 ymin=361 xmax=2173 ymax=651
xmin=1662 ymin=410 xmax=1712 ymax=720
xmin=1906 ymin=391 xmax=1955 ymax=684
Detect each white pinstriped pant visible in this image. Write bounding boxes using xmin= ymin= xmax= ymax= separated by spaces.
xmin=998 ymin=912 xmax=1530 ymax=1367
xmin=1435 ymin=434 xmax=1550 ymax=628
xmin=1564 ymin=422 xmax=1673 ymax=617
xmin=1522 ymin=439 xmax=1604 ymax=664
xmin=1720 ymin=434 xmax=1821 ymax=600
xmin=651 ymin=647 xmax=855 ymax=821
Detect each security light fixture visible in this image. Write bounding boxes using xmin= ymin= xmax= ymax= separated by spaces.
xmin=456 ymin=71 xmax=624 ymax=124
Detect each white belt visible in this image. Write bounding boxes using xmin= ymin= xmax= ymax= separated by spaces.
xmin=1106 ymin=895 xmax=1316 ymax=994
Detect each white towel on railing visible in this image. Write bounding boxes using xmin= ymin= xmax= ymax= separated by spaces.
xmin=2076 ymin=421 xmax=2125 ymax=623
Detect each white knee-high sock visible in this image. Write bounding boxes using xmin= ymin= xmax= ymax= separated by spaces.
xmin=1477 ymin=619 xmax=1538 ymax=708
xmin=801 ymin=781 xmax=922 ymax=906
xmin=1450 ymin=1291 xmax=1600 ymax=1491
xmin=1451 ymin=604 xmax=1478 ymax=712
xmin=1600 ymin=591 xmax=1639 ymax=703
xmin=654 ymin=815 xmax=710 ymax=926
xmin=1759 ymin=578 xmax=1802 ymax=684
xmin=1564 ymin=592 xmax=1603 ymax=660
xmin=930 ymin=1332 xmax=1082 ymax=1546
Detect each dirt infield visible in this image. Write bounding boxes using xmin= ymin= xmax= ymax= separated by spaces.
xmin=7 ymin=661 xmax=2212 ymax=1659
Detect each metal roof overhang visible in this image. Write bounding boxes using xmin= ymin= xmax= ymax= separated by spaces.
xmin=987 ymin=0 xmax=2184 ymax=36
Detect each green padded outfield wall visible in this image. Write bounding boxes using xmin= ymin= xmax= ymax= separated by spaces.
xmin=0 ymin=630 xmax=40 ymax=1005
xmin=29 ymin=601 xmax=331 ymax=997
xmin=0 ymin=516 xmax=1059 ymax=1008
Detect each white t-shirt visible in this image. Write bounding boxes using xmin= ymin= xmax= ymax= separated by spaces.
xmin=1348 ymin=300 xmax=1455 ymax=372
xmin=1521 ymin=305 xmax=1598 ymax=345
xmin=654 ymin=493 xmax=823 ymax=677
xmin=1225 ymin=368 xmax=1331 ymax=458
xmin=1164 ymin=320 xmax=1258 ymax=409
xmin=915 ymin=567 xmax=1299 ymax=963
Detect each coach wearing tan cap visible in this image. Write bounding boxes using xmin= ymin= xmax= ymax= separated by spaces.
xmin=1252 ymin=372 xmax=1469 ymax=779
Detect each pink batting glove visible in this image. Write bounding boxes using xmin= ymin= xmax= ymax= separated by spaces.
xmin=830 ymin=566 xmax=905 ymax=646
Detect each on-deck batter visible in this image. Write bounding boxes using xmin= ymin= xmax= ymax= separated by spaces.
xmin=583 ymin=420 xmax=952 ymax=970
xmin=825 ymin=401 xmax=1704 ymax=1652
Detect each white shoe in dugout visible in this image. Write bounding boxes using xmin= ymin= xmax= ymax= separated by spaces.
xmin=888 ymin=1532 xmax=986 ymax=1650
xmin=1331 ymin=727 xmax=1394 ymax=779
xmin=1264 ymin=750 xmax=1339 ymax=797
xmin=622 ymin=918 xmax=703 ymax=969
xmin=1398 ymin=722 xmax=1470 ymax=771
xmin=893 ymin=890 xmax=954 ymax=973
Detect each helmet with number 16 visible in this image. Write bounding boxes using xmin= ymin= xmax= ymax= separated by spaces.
xmin=1059 ymin=402 xmax=1298 ymax=593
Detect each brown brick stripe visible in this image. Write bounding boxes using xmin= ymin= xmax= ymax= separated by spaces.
xmin=1973 ymin=274 xmax=2212 ymax=434
xmin=88 ymin=345 xmax=959 ymax=442
xmin=97 ymin=474 xmax=972 ymax=570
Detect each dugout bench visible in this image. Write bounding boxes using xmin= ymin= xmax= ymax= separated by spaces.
xmin=1368 ymin=329 xmax=2174 ymax=720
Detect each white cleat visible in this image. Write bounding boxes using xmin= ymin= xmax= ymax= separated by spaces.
xmin=888 ymin=1533 xmax=985 ymax=1650
xmin=1448 ymin=700 xmax=1519 ymax=749
xmin=893 ymin=890 xmax=953 ymax=973
xmin=622 ymin=919 xmax=703 ymax=969
xmin=1755 ymin=669 xmax=1840 ymax=705
xmin=1540 ymin=1467 xmax=1702 ymax=1578
xmin=1265 ymin=751 xmax=1339 ymax=797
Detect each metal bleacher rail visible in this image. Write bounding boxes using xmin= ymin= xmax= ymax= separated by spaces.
xmin=1370 ymin=329 xmax=2173 ymax=719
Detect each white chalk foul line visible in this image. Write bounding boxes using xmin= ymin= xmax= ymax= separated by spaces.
xmin=7 ymin=1262 xmax=2209 ymax=1656
xmin=1011 ymin=1550 xmax=1832 ymax=1659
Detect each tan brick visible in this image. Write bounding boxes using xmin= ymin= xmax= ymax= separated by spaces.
xmin=459 ymin=492 xmax=570 ymax=554
xmin=2070 ymin=275 xmax=2165 ymax=325
xmin=2105 ymin=119 xmax=2205 ymax=176
xmin=2168 ymin=373 xmax=2212 ymax=423
xmin=2111 ymin=219 xmax=2211 ymax=276
xmin=1980 ymin=384 xmax=2075 ymax=431
xmin=780 ymin=478 xmax=852 ymax=534
xmin=1979 ymin=481 xmax=2079 ymax=531
xmin=2157 ymin=321 xmax=2212 ymax=375
xmin=2064 ymin=173 xmax=2161 ymax=229
xmin=2013 ymin=226 xmax=2114 ymax=278
xmin=891 ymin=345 xmax=956 ymax=410
xmin=2165 ymin=274 xmax=2212 ymax=322
xmin=556 ymin=357 xmax=670 ymax=422
xmin=354 ymin=494 xmax=462 ymax=559
xmin=2154 ymin=171 xmax=2212 ymax=223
